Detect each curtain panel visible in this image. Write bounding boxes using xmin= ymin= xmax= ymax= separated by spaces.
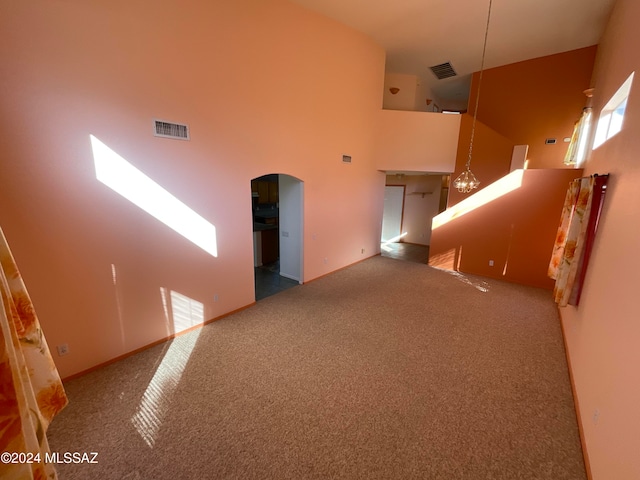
xmin=564 ymin=107 xmax=592 ymax=166
xmin=548 ymin=175 xmax=609 ymax=306
xmin=0 ymin=227 xmax=68 ymax=480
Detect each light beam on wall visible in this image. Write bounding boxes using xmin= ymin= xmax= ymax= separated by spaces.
xmin=381 ymin=232 xmax=408 ymax=252
xmin=167 ymin=289 xmax=206 ymax=334
xmin=90 ymin=135 xmax=218 ymax=257
xmin=111 ymin=264 xmax=127 ymax=348
xmin=432 ymin=169 xmax=525 ymax=230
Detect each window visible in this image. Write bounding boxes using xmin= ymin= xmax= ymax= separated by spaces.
xmin=593 ymin=72 xmax=634 ymax=149
xmin=564 ymin=107 xmax=592 ymax=167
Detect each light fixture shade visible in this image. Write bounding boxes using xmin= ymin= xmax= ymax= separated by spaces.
xmin=453 ymin=168 xmax=480 ymax=193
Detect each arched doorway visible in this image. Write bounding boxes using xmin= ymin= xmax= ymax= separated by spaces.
xmin=250 ymin=174 xmax=303 ymax=300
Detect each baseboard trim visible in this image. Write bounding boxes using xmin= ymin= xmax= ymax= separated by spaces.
xmin=62 ymin=302 xmax=256 ymax=382
xmin=63 ymin=253 xmax=377 ymax=381
xmin=398 ymin=240 xmax=429 ymax=247
xmin=279 ymin=271 xmax=301 ymax=283
xmin=304 ymin=253 xmax=379 ymax=285
xmin=558 ymin=308 xmax=593 ymax=480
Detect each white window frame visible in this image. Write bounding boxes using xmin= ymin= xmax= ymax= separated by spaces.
xmin=593 ymin=72 xmax=634 ymax=149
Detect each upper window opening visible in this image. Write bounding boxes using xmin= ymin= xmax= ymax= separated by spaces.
xmin=593 ymin=72 xmax=634 ymax=149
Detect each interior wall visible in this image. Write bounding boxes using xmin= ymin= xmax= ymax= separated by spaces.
xmin=0 ymin=0 xmax=385 ymax=378
xmin=385 ymin=175 xmax=442 ymax=245
xmin=414 ymin=78 xmax=441 ymax=113
xmin=558 ymin=0 xmax=640 ymax=478
xmin=468 ymin=46 xmax=597 ymax=169
xmin=278 ymin=175 xmax=303 ymax=283
xmin=374 ymin=110 xmax=461 ymax=173
xmin=381 ymin=186 xmax=405 ymax=242
xmin=381 ymin=71 xmax=449 ymax=113
xmin=429 ymin=169 xmax=583 ymax=289
xmin=382 ymin=73 xmax=418 ymax=111
xmin=448 ymin=114 xmax=514 ymax=207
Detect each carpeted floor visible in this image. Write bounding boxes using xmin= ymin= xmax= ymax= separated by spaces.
xmin=48 ymin=256 xmax=586 ymax=479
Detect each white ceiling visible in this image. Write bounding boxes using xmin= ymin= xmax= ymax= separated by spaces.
xmin=290 ymin=0 xmax=616 ymax=109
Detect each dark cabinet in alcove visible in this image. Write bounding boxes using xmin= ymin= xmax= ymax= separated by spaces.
xmin=261 ymin=228 xmax=279 ymax=265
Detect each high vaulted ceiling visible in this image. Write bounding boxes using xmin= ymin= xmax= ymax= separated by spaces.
xmin=290 ymin=0 xmax=616 ymax=110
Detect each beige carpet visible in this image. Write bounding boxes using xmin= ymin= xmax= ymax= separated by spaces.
xmin=48 ymin=256 xmax=586 ymax=479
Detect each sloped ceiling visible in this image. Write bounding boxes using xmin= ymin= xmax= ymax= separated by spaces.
xmin=290 ymin=0 xmax=616 ymax=109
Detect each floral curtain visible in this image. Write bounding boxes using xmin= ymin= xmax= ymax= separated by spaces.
xmin=564 ymin=107 xmax=592 ymax=166
xmin=548 ymin=175 xmax=609 ymax=306
xmin=0 ymin=227 xmax=68 ymax=480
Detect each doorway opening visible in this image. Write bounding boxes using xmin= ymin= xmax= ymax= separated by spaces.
xmin=380 ymin=173 xmax=450 ymax=264
xmin=251 ymin=174 xmax=304 ymax=300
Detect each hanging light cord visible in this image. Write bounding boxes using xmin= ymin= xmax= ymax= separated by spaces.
xmin=466 ymin=0 xmax=493 ymax=170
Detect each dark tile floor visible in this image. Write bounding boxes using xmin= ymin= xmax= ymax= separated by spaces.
xmin=254 ymin=261 xmax=300 ymax=301
xmin=380 ymin=242 xmax=430 ymax=264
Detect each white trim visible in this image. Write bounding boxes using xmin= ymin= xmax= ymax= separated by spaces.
xmin=279 ymin=272 xmax=302 ymax=284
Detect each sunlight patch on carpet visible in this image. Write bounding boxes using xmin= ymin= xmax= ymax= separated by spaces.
xmin=131 ymin=291 xmax=204 ymax=447
xmin=430 ymin=267 xmax=490 ymax=293
xmin=447 ymin=271 xmax=490 ymax=292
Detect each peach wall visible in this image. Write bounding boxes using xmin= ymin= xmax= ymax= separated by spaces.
xmin=448 ymin=114 xmax=514 ymax=207
xmin=374 ymin=110 xmax=461 ymax=173
xmin=0 ymin=0 xmax=385 ymax=377
xmin=383 ymin=73 xmax=418 ymax=111
xmin=468 ymin=47 xmax=597 ymax=169
xmin=429 ymin=169 xmax=582 ymax=289
xmin=382 ymin=72 xmax=441 ymax=113
xmin=414 ymin=78 xmax=441 ymax=113
xmin=558 ymin=0 xmax=640 ymax=478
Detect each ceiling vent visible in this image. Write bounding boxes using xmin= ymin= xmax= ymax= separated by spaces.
xmin=153 ymin=119 xmax=190 ymax=140
xmin=430 ymin=62 xmax=457 ymax=80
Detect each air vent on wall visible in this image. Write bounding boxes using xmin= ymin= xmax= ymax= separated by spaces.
xmin=153 ymin=119 xmax=190 ymax=140
xmin=429 ymin=62 xmax=457 ymax=80
xmin=342 ymin=155 xmax=352 ymax=164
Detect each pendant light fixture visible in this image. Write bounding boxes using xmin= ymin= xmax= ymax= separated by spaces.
xmin=453 ymin=0 xmax=494 ymax=194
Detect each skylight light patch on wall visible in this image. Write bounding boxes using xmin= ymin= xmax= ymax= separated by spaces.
xmin=432 ymin=169 xmax=525 ymax=230
xmin=168 ymin=290 xmax=205 ymax=333
xmin=593 ymin=72 xmax=634 ymax=149
xmin=90 ymin=135 xmax=217 ymax=257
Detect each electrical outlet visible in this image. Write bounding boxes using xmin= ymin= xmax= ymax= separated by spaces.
xmin=489 ymin=260 xmax=494 ymax=267
xmin=57 ymin=344 xmax=70 ymax=356
xmin=323 ymin=257 xmax=328 ymax=264
xmin=282 ymin=231 xmax=289 ymax=237
xmin=214 ymin=294 xmax=219 ymax=302
xmin=361 ymin=248 xmax=365 ymax=254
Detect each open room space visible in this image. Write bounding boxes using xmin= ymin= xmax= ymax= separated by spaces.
xmin=47 ymin=257 xmax=585 ymax=479
xmin=2 ymin=0 xmax=639 ymax=478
